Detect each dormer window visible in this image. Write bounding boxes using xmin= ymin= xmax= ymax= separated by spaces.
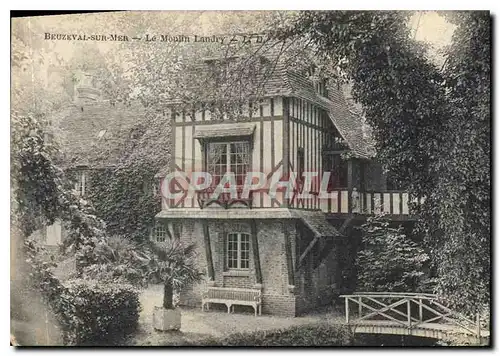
xmin=315 ymin=79 xmax=328 ymax=97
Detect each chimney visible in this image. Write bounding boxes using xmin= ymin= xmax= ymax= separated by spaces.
xmin=74 ymin=71 xmax=100 ymax=103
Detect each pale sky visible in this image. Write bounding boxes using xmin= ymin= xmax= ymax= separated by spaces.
xmin=409 ymin=11 xmax=456 ymax=66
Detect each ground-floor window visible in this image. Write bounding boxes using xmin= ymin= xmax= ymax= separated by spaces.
xmin=226 ymin=232 xmax=250 ymax=269
xmin=154 ymin=224 xmax=168 ymax=242
xmin=153 ymin=222 xmax=183 ymax=242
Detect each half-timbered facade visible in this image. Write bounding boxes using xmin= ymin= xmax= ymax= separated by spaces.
xmin=155 ymin=59 xmax=413 ymax=316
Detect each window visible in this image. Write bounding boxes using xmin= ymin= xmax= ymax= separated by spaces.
xmin=297 ymin=148 xmax=305 ymax=183
xmin=153 ymin=222 xmax=182 ymax=242
xmin=154 ymin=224 xmax=168 ymax=242
xmin=226 ymin=233 xmax=250 ymax=270
xmin=314 ymin=79 xmax=328 ymax=97
xmin=386 ymin=173 xmax=404 ymax=191
xmin=324 ymin=154 xmax=348 ymax=189
xmin=207 ymin=142 xmax=250 ymax=186
xmin=75 ymin=171 xmax=86 ymax=196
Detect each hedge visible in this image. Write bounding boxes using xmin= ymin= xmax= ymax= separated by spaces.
xmin=62 ymin=279 xmax=141 ymax=345
xmin=184 ymin=323 xmax=355 ymax=347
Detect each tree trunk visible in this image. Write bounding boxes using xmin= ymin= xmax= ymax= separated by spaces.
xmin=163 ymin=281 xmax=174 ymax=309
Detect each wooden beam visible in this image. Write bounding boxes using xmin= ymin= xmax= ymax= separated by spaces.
xmin=298 ymin=235 xmax=320 ymax=269
xmin=347 ymin=160 xmax=353 ymax=214
xmin=250 ymin=219 xmax=262 ymax=284
xmin=282 ymin=97 xmax=290 ymax=208
xmin=202 ymin=221 xmax=215 ymax=281
xmin=283 ymin=222 xmax=295 ymax=286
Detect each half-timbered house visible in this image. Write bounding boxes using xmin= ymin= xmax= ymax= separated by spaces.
xmin=154 ymin=55 xmax=414 ymax=316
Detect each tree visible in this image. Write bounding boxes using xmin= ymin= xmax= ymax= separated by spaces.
xmin=355 ymin=214 xmax=430 ymax=292
xmin=146 ymin=239 xmax=203 ymax=309
xmin=429 ymin=11 xmax=490 ymax=309
xmin=273 ymin=10 xmax=490 ymax=313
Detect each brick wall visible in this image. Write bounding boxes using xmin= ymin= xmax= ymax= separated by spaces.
xmin=177 ymin=218 xmax=299 ymax=316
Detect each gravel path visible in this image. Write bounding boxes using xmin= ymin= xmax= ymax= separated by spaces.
xmin=127 ymin=284 xmax=344 ymax=346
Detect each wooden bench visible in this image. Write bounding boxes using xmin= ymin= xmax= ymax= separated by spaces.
xmin=201 ymin=287 xmax=262 ymax=317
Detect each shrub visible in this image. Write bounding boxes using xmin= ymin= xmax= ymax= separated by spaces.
xmin=81 ymin=236 xmax=151 ymax=287
xmin=184 ymin=324 xmax=354 ymax=346
xmin=63 ymin=279 xmax=141 ymax=345
xmin=355 ymin=214 xmax=430 ymax=292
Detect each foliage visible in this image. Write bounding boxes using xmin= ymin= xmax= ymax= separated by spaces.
xmin=11 ymin=112 xmax=106 ymax=269
xmin=86 ymin=148 xmax=165 ymax=242
xmin=427 ymin=11 xmax=491 ymax=310
xmin=80 ymin=236 xmax=151 ymax=287
xmin=63 ymin=279 xmax=140 ymax=345
xmin=355 ymin=214 xmax=430 ymax=293
xmin=146 ymin=238 xmax=204 ymax=309
xmin=274 ymin=10 xmax=490 ymax=312
xmin=23 ymin=248 xmax=141 ymax=346
xmin=184 ymin=323 xmax=354 ymax=346
xmin=23 ymin=239 xmax=78 ymax=345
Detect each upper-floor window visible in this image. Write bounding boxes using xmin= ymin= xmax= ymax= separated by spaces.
xmin=315 ymin=79 xmax=328 ymax=97
xmin=386 ymin=172 xmax=405 ymax=191
xmin=324 ymin=154 xmax=348 ymax=189
xmin=226 ymin=232 xmax=250 ymax=270
xmin=206 ymin=141 xmax=250 ymax=186
xmin=75 ymin=171 xmax=86 ymax=196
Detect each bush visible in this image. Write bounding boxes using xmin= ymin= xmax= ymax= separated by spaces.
xmin=62 ymin=279 xmax=141 ymax=345
xmin=355 ymin=214 xmax=430 ymax=292
xmin=81 ymin=236 xmax=151 ymax=287
xmin=184 ymin=324 xmax=354 ymax=346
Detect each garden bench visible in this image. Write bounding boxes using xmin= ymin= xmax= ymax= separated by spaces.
xmin=201 ymin=287 xmax=262 ymax=317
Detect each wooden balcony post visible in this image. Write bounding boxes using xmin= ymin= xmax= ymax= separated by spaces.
xmin=347 ymin=160 xmax=353 ymax=214
xmin=345 ymin=298 xmax=350 ymax=324
xmin=407 ymin=299 xmax=412 ymax=327
xmin=358 ymin=296 xmax=362 ymax=317
xmin=476 ymin=312 xmax=481 ymax=339
xmin=419 ymin=298 xmax=423 ymax=322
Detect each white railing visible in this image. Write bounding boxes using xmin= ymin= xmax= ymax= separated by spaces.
xmin=341 ymin=292 xmax=487 ymax=339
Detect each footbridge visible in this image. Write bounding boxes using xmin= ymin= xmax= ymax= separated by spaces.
xmin=340 ymin=292 xmax=490 ymax=345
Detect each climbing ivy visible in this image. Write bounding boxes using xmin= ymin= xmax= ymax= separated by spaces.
xmin=274 ymin=11 xmax=490 ymax=312
xmin=86 ymin=159 xmax=161 ymax=241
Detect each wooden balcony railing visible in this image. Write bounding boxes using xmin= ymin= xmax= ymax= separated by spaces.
xmin=196 ymin=186 xmax=253 ymax=209
xmin=319 ymin=190 xmax=422 ymax=216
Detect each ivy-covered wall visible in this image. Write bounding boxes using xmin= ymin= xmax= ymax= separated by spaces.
xmin=86 ymin=159 xmax=162 ymax=241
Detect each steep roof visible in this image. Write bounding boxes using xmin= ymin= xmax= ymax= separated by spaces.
xmin=291 ymin=209 xmax=342 ymax=238
xmin=326 ymin=85 xmax=376 ymax=159
xmin=54 ymin=55 xmax=373 ymax=170
xmin=52 ymin=100 xmax=152 ymax=168
xmin=280 ymin=69 xmax=375 ymax=159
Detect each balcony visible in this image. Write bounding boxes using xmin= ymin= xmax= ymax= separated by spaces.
xmin=196 ymin=186 xmax=254 ymax=209
xmin=319 ymin=189 xmax=420 ymax=219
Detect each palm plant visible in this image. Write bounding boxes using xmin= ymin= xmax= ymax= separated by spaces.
xmin=80 ymin=235 xmax=151 ymax=286
xmin=146 ymin=238 xmax=204 ymax=309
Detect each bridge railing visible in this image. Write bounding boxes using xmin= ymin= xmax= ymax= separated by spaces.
xmin=340 ymin=292 xmax=486 ymax=338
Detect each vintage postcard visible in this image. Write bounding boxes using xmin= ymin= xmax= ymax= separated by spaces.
xmin=10 ymin=10 xmax=491 ymax=347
